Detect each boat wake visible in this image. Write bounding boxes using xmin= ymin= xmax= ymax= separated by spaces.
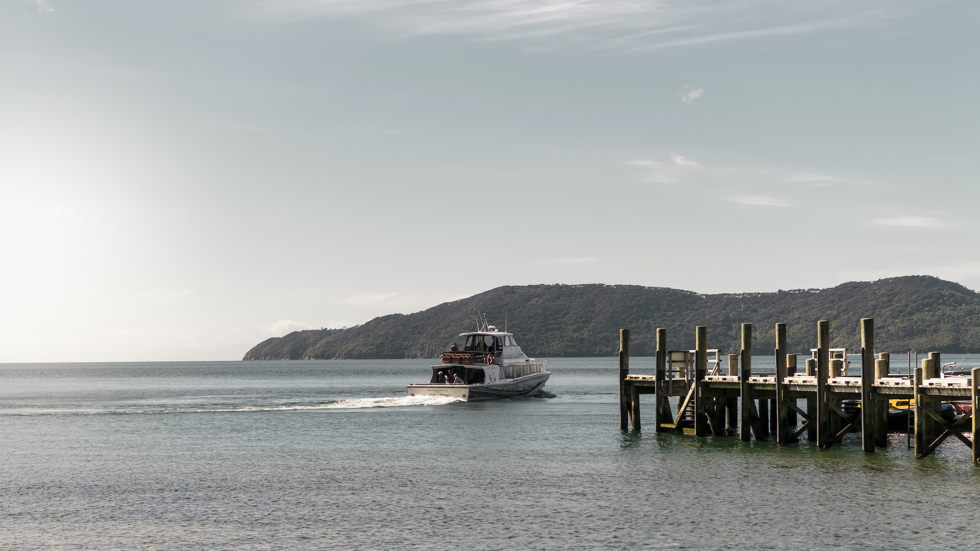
xmin=1 ymin=395 xmax=463 ymax=416
xmin=323 ymin=395 xmax=462 ymax=409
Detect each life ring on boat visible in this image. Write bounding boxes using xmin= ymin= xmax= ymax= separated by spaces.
xmin=486 ymin=354 xmax=495 ymax=365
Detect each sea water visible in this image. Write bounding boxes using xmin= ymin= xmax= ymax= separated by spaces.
xmin=2 ymin=357 xmax=980 ymax=550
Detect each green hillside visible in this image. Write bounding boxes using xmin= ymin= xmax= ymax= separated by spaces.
xmin=242 ymin=276 xmax=980 ymax=360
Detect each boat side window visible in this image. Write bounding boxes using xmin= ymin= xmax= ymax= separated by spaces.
xmin=464 ymin=335 xmax=476 ymax=351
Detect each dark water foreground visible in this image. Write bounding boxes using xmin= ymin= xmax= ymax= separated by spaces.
xmin=2 ymin=358 xmax=979 ymax=550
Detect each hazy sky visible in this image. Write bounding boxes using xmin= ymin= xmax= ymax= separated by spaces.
xmin=2 ymin=0 xmax=978 ymax=362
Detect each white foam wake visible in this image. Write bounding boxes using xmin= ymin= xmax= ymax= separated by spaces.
xmin=324 ymin=395 xmax=462 ymax=409
xmin=0 ymin=395 xmax=463 ymax=416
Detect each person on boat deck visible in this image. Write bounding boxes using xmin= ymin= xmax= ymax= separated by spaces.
xmin=450 ymin=342 xmax=458 ymax=352
xmin=453 ymin=373 xmax=464 ymax=385
xmin=437 ymin=371 xmax=446 ymax=384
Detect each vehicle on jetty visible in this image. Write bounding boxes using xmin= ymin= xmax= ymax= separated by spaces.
xmin=407 ymin=323 xmax=549 ymax=401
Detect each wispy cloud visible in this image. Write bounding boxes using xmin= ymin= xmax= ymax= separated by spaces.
xmin=728 ymin=195 xmax=792 ymax=207
xmin=681 ymin=86 xmax=703 ymax=105
xmin=788 ymin=174 xmax=839 ymax=185
xmin=873 ymin=216 xmax=946 ymax=228
xmin=629 ymin=152 xmax=703 ymax=183
xmin=27 ymin=0 xmax=53 ymax=15
xmin=242 ymin=1 xmax=912 ymax=51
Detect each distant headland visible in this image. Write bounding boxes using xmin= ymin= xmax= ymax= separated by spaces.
xmin=242 ymin=276 xmax=980 ymax=360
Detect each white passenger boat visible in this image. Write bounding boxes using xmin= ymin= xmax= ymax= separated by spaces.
xmin=407 ymin=324 xmax=549 ymax=401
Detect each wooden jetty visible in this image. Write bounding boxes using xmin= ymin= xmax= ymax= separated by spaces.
xmin=618 ymin=319 xmax=980 ymax=463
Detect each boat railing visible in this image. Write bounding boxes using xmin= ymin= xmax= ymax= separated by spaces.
xmin=441 ymin=350 xmax=499 ymax=365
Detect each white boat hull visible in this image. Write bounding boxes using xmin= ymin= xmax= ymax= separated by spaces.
xmin=407 ymin=371 xmax=550 ymax=402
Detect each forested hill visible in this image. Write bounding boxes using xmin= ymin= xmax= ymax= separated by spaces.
xmin=242 ymin=276 xmax=980 ymax=360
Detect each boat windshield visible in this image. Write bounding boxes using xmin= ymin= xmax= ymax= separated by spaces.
xmin=463 ymin=334 xmax=500 ymax=352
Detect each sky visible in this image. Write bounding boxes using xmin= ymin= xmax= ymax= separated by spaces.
xmin=2 ymin=0 xmax=978 ymax=362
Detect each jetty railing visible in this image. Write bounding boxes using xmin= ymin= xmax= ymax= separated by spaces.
xmin=618 ymin=319 xmax=980 ymax=464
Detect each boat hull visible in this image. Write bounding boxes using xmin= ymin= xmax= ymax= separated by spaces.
xmin=407 ymin=372 xmax=550 ymax=402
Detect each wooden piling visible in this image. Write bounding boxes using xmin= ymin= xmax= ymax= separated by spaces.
xmin=860 ymin=318 xmax=875 ymax=453
xmin=914 ymin=364 xmax=926 ymax=457
xmin=924 ymin=356 xmax=940 ymax=443
xmin=694 ymin=326 xmax=708 ymax=437
xmin=973 ymin=367 xmax=980 ymax=464
xmin=829 ymin=358 xmax=844 ymax=437
xmin=787 ymin=354 xmax=798 ymax=427
xmin=806 ymin=357 xmax=817 ymax=441
xmin=739 ymin=323 xmax=753 ymax=442
xmin=727 ymin=353 xmax=739 ymax=433
xmin=775 ymin=323 xmax=789 ymax=444
xmin=655 ymin=328 xmax=671 ymax=432
xmin=630 ymin=385 xmax=641 ymax=432
xmin=816 ymin=320 xmax=831 ymax=448
xmin=757 ymin=398 xmax=769 ymax=440
xmin=874 ymin=355 xmax=889 ymax=448
xmin=619 ymin=329 xmax=630 ymax=431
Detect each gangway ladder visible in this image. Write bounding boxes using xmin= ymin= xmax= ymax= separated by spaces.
xmin=667 ymin=349 xmax=723 ymax=430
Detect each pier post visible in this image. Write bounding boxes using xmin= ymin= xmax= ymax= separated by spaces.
xmin=816 ymin=320 xmax=831 ymax=448
xmin=787 ymin=354 xmax=798 ymax=427
xmin=655 ymin=328 xmax=671 ymax=432
xmin=631 ymin=385 xmax=641 ymax=432
xmin=806 ymin=358 xmax=817 ymax=441
xmin=694 ymin=326 xmax=708 ymax=436
xmin=758 ymin=398 xmax=769 ymax=440
xmin=739 ymin=324 xmax=753 ymax=442
xmin=619 ymin=329 xmax=630 ymax=431
xmin=727 ymin=353 xmax=739 ymax=433
xmin=924 ymin=355 xmax=940 ymax=441
xmin=973 ymin=367 xmax=980 ymax=464
xmin=829 ymin=358 xmax=844 ymax=437
xmin=860 ymin=318 xmax=875 ymax=453
xmin=874 ymin=354 xmax=889 ymax=448
xmin=775 ymin=323 xmax=790 ymax=444
xmin=914 ymin=363 xmax=926 ymax=457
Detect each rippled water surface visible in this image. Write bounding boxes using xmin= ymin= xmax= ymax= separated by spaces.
xmin=3 ymin=357 xmax=980 ymax=550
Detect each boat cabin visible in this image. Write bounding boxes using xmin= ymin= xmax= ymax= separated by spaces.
xmin=441 ymin=326 xmax=531 ymax=366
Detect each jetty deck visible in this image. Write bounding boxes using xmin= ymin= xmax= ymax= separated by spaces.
xmin=618 ymin=319 xmax=980 ymax=463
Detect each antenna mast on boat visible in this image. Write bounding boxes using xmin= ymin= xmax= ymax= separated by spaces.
xmin=481 ymin=313 xmax=489 ymax=332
